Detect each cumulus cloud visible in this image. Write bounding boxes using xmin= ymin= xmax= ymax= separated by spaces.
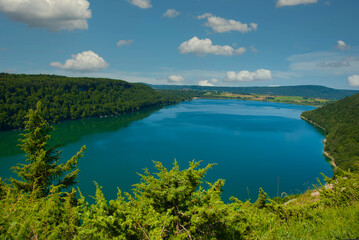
xmin=50 ymin=50 xmax=109 ymax=72
xmin=276 ymin=0 xmax=317 ymax=7
xmin=347 ymin=75 xmax=359 ymax=87
xmin=117 ymin=40 xmax=134 ymax=47
xmin=127 ymin=0 xmax=151 ymax=9
xmin=336 ymin=40 xmax=350 ymax=50
xmin=178 ymin=36 xmax=246 ymax=56
xmin=225 ymin=69 xmax=272 ymax=82
xmin=162 ymin=9 xmax=180 ymax=18
xmin=0 ymin=0 xmax=91 ymax=31
xmin=198 ymin=13 xmax=257 ymax=33
xmin=168 ymin=75 xmax=184 ymax=83
xmin=198 ymin=80 xmax=213 ymax=86
xmin=198 ymin=78 xmax=218 ymax=86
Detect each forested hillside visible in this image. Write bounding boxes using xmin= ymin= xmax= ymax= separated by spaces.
xmin=0 ymin=73 xmax=198 ymax=130
xmin=301 ymin=93 xmax=359 ymax=172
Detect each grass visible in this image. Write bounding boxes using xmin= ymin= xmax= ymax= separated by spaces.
xmin=263 ymin=203 xmax=359 ymax=240
xmin=204 ymin=92 xmax=334 ymax=106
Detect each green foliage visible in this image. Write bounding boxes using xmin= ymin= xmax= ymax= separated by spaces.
xmin=2 ymin=160 xmax=359 ymax=239
xmin=0 ymin=73 xmax=200 ymax=130
xmin=0 ymin=183 xmax=80 ymax=239
xmin=11 ymin=101 xmax=86 ymax=197
xmin=301 ymin=93 xmax=359 ymax=172
xmin=78 ymin=161 xmax=245 ymax=239
xmin=254 ymin=187 xmax=269 ymax=209
xmin=316 ymin=169 xmax=359 ymax=206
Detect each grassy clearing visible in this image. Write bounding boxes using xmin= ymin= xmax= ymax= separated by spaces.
xmin=204 ymin=92 xmax=333 ymax=106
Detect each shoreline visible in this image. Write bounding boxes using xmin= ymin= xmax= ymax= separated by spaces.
xmin=300 ymin=115 xmax=337 ymax=171
xmin=202 ymin=95 xmax=330 ymax=107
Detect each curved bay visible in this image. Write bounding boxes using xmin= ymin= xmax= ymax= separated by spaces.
xmin=0 ymin=99 xmax=332 ymax=202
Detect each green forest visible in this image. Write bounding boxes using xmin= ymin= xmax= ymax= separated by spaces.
xmin=301 ymin=93 xmax=359 ymax=172
xmin=0 ymin=73 xmax=200 ymax=130
xmin=1 ymin=100 xmax=359 ymax=239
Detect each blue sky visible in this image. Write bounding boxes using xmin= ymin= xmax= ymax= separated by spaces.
xmin=0 ymin=0 xmax=359 ymax=89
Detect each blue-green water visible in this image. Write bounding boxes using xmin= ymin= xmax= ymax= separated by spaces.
xmin=0 ymin=99 xmax=332 ymax=202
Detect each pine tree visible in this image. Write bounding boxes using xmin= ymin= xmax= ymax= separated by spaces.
xmin=11 ymin=101 xmax=86 ymax=197
xmin=254 ymin=187 xmax=268 ymax=209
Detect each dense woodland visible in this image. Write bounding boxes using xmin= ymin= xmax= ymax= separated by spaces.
xmin=1 ymin=103 xmax=359 ymax=239
xmin=0 ymin=73 xmax=200 ymax=130
xmin=301 ymin=93 xmax=359 ymax=172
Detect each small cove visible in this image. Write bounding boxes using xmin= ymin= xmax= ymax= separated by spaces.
xmin=0 ymin=99 xmax=332 ymax=202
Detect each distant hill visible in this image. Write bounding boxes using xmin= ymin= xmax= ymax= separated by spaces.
xmin=301 ymin=93 xmax=359 ymax=172
xmin=0 ymin=73 xmax=196 ymax=130
xmin=150 ymin=84 xmax=359 ymax=100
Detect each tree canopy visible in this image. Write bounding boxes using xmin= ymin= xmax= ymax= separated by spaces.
xmin=11 ymin=101 xmax=85 ymax=197
xmin=0 ymin=73 xmax=200 ymax=130
xmin=301 ymin=93 xmax=359 ymax=172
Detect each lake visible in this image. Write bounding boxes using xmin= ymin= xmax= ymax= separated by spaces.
xmin=0 ymin=99 xmax=332 ymax=202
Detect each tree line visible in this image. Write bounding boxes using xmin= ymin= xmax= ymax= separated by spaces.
xmin=301 ymin=93 xmax=359 ymax=172
xmin=0 ymin=73 xmax=200 ymax=130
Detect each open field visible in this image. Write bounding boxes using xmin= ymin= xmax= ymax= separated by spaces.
xmin=204 ymin=91 xmax=334 ymax=106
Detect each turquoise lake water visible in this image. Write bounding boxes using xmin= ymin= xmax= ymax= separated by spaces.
xmin=0 ymin=99 xmax=332 ymax=202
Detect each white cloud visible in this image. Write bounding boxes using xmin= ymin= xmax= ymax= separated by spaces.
xmin=197 ymin=13 xmax=213 ymax=20
xmin=225 ymin=69 xmax=272 ymax=82
xmin=162 ymin=9 xmax=180 ymax=18
xmin=127 ymin=0 xmax=151 ymax=9
xmin=50 ymin=50 xmax=109 ymax=72
xmin=287 ymin=50 xmax=359 ymax=76
xmin=178 ymin=36 xmax=246 ymax=56
xmin=117 ymin=40 xmax=134 ymax=47
xmin=198 ymin=13 xmax=257 ymax=33
xmin=78 ymin=69 xmax=224 ymax=86
xmin=198 ymin=78 xmax=218 ymax=86
xmin=168 ymin=75 xmax=184 ymax=83
xmin=0 ymin=0 xmax=91 ymax=31
xmin=250 ymin=45 xmax=259 ymax=53
xmin=347 ymin=75 xmax=359 ymax=87
xmin=198 ymin=80 xmax=214 ymax=86
xmin=276 ymin=0 xmax=317 ymax=7
xmin=336 ymin=40 xmax=349 ymax=50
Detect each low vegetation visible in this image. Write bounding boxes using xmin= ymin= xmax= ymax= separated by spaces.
xmin=153 ymin=84 xmax=359 ymax=100
xmin=203 ymin=91 xmax=332 ymax=106
xmin=1 ymin=102 xmax=359 ymax=239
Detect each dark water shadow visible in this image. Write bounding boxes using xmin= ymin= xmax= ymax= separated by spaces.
xmin=0 ymin=107 xmax=161 ymax=157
